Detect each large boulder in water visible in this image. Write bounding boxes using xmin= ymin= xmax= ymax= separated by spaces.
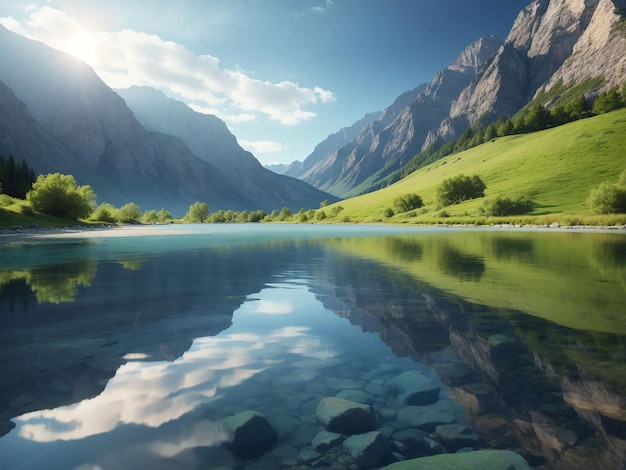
xmin=380 ymin=449 xmax=531 ymax=470
xmin=220 ymin=410 xmax=277 ymax=457
xmin=316 ymin=397 xmax=377 ymax=434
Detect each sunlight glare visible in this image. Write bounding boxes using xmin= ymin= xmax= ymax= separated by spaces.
xmin=65 ymin=29 xmax=98 ymax=66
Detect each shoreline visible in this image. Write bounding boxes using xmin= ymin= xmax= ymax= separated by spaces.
xmin=1 ymin=221 xmax=625 ymax=245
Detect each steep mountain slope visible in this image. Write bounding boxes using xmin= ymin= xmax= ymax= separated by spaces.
xmin=279 ymin=110 xmax=382 ymax=179
xmin=117 ymin=86 xmax=337 ymax=210
xmin=428 ymin=0 xmax=626 ymax=143
xmin=0 ymin=25 xmax=334 ymax=213
xmin=292 ymin=36 xmax=503 ymax=197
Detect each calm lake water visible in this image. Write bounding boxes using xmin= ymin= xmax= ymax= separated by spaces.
xmin=0 ymin=224 xmax=625 ymax=470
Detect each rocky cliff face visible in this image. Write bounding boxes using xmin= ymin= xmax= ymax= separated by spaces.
xmin=429 ymin=0 xmax=626 ymax=144
xmin=0 ymin=25 xmax=335 ymax=213
xmin=292 ymin=36 xmax=502 ymax=197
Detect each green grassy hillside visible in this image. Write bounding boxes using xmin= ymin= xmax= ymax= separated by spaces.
xmin=326 ymin=108 xmax=626 ymax=225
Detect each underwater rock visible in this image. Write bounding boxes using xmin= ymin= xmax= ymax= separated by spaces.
xmin=220 ymin=410 xmax=277 ymax=457
xmin=434 ymin=424 xmax=481 ymax=452
xmin=385 ymin=371 xmax=441 ymax=406
xmin=380 ymin=449 xmax=531 ymax=469
xmin=343 ymin=431 xmax=391 ymax=469
xmin=316 ymin=397 xmax=377 ymax=434
xmin=312 ymin=430 xmax=344 ymax=451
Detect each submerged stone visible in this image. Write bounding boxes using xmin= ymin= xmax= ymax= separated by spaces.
xmin=316 ymin=397 xmax=377 ymax=434
xmin=312 ymin=430 xmax=344 ymax=452
xmin=385 ymin=371 xmax=441 ymax=406
xmin=220 ymin=410 xmax=277 ymax=457
xmin=380 ymin=449 xmax=531 ymax=469
xmin=434 ymin=424 xmax=481 ymax=451
xmin=336 ymin=389 xmax=375 ymax=405
xmin=343 ymin=431 xmax=391 ymax=469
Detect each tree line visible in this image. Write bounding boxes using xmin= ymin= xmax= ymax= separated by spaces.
xmin=0 ymin=155 xmax=36 ymax=199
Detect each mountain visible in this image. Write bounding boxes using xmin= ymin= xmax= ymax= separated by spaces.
xmin=277 ymin=110 xmax=382 ymax=179
xmin=287 ymin=36 xmax=503 ymax=197
xmin=428 ymin=0 xmax=626 ymax=144
xmin=292 ymin=0 xmax=626 ymax=198
xmin=0 ymin=25 xmax=335 ymax=214
xmin=116 ymin=86 xmax=337 ymax=211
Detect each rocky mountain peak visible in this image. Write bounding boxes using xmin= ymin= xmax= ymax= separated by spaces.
xmin=449 ymin=35 xmax=503 ymax=73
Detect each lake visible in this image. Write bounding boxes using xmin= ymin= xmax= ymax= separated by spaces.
xmin=0 ymin=224 xmax=624 ymax=469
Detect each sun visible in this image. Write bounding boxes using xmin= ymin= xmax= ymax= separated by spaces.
xmin=65 ymin=29 xmax=99 ymax=66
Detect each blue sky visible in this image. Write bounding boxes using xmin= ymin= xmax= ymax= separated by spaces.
xmin=0 ymin=0 xmax=529 ymax=165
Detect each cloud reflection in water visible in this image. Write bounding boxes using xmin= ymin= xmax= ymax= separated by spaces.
xmin=16 ymin=282 xmax=338 ymax=445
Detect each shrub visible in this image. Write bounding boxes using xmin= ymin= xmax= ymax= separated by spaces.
xmin=437 ymin=174 xmax=486 ymax=206
xmin=588 ymin=182 xmax=626 ymax=214
xmin=393 ymin=193 xmax=424 ymax=213
xmin=316 ymin=210 xmax=327 ymax=220
xmin=480 ymin=195 xmax=533 ymax=216
xmin=91 ymin=203 xmax=118 ymax=223
xmin=185 ymin=201 xmax=210 ymax=223
xmin=21 ymin=205 xmax=34 ymax=216
xmin=118 ymin=202 xmax=142 ymax=223
xmin=27 ymin=173 xmax=95 ymax=220
xmin=382 ymin=207 xmax=395 ymax=218
xmin=0 ymin=194 xmax=12 ymax=207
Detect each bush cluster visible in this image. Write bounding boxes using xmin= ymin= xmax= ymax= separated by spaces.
xmin=587 ymin=170 xmax=626 ymax=214
xmin=480 ymin=195 xmax=533 ymax=216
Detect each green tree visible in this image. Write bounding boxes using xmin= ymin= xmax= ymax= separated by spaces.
xmin=523 ymin=105 xmax=550 ymax=132
xmin=185 ymin=201 xmax=210 ymax=223
xmin=588 ymin=182 xmax=626 ymax=214
xmin=91 ymin=202 xmax=117 ymax=223
xmin=592 ymin=86 xmax=623 ymax=115
xmin=316 ymin=210 xmax=327 ymax=220
xmin=330 ymin=206 xmax=344 ymax=217
xmin=247 ymin=210 xmax=266 ymax=222
xmin=393 ymin=193 xmax=424 ymax=213
xmin=437 ymin=174 xmax=486 ymax=206
xmin=117 ymin=202 xmax=142 ymax=223
xmin=142 ymin=209 xmax=159 ymax=223
xmin=27 ymin=173 xmax=95 ymax=219
xmin=320 ymin=199 xmax=330 ymax=207
xmin=0 ymin=155 xmax=36 ymax=199
xmin=565 ymin=95 xmax=591 ymax=120
xmin=549 ymin=105 xmax=571 ymax=127
xmin=157 ymin=208 xmax=173 ymax=223
xmin=278 ymin=207 xmax=292 ymax=221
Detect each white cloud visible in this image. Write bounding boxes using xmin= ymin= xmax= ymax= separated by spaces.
xmin=0 ymin=5 xmax=335 ymax=126
xmin=239 ymin=140 xmax=288 ymax=154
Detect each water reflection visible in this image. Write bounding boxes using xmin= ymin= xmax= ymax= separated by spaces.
xmin=0 ymin=226 xmax=625 ymax=469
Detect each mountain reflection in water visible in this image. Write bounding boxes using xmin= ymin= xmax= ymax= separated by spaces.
xmin=0 ymin=225 xmax=624 ymax=469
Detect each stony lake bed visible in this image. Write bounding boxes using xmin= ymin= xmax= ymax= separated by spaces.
xmin=0 ymin=224 xmax=625 ymax=469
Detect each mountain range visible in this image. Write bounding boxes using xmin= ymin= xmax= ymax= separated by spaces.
xmin=1 ymin=0 xmax=625 ymax=212
xmin=0 ymin=25 xmax=336 ymax=215
xmin=279 ymin=0 xmax=626 ymax=197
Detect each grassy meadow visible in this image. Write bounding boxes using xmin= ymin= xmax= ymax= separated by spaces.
xmin=324 ymin=108 xmax=626 ymax=225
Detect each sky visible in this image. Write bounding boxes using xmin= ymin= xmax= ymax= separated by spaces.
xmin=0 ymin=0 xmax=530 ymax=166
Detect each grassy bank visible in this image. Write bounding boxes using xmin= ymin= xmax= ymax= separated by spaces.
xmin=322 ymin=108 xmax=626 ymax=225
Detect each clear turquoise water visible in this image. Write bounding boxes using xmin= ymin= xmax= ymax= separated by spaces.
xmin=0 ymin=224 xmax=624 ymax=469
